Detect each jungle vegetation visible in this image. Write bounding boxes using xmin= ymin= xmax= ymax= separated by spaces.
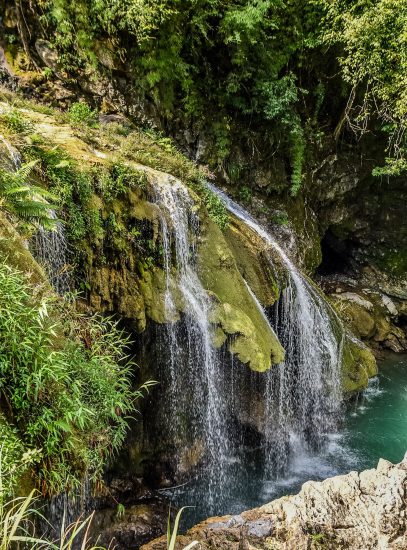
xmin=5 ymin=0 xmax=405 ymax=192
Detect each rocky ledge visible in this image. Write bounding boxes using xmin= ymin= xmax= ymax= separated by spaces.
xmin=142 ymin=456 xmax=407 ymax=549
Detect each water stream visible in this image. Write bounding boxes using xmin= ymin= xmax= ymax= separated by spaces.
xmin=150 ymin=180 xmax=346 ymax=524
xmin=209 ymin=185 xmax=343 ymax=474
xmin=152 ymin=175 xmax=230 ymax=511
xmin=33 ymin=211 xmax=72 ymax=294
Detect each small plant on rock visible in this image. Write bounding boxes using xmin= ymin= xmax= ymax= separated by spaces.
xmin=68 ymin=102 xmax=98 ymax=127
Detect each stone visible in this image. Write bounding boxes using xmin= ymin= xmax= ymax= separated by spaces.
xmin=198 ymin=215 xmax=285 ymax=371
xmin=35 ymin=39 xmax=59 ymax=71
xmin=89 ymin=502 xmax=168 ymax=549
xmin=141 ymin=457 xmax=407 ymax=549
xmin=341 ymin=336 xmax=377 ymax=393
xmin=94 ymin=39 xmax=123 ymax=71
xmin=0 ymin=211 xmax=48 ymax=288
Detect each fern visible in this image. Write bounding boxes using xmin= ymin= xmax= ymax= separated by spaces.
xmin=0 ymin=161 xmax=58 ymax=229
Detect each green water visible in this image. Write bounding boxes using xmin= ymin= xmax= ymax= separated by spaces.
xmin=345 ymin=352 xmax=407 ymax=467
xmin=173 ymin=353 xmax=407 ymax=527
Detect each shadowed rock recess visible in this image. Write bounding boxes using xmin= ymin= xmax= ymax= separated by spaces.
xmin=142 ymin=456 xmax=407 ymax=550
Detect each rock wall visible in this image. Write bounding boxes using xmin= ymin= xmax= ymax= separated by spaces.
xmin=142 ymin=456 xmax=407 ymax=550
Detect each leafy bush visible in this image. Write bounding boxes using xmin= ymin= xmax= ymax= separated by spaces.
xmin=36 ymin=0 xmax=320 ymax=187
xmin=0 ymin=263 xmax=152 ymax=495
xmin=68 ymin=102 xmax=98 ymax=127
xmin=320 ymin=0 xmax=407 ymax=174
xmin=190 ymin=179 xmax=229 ymax=231
xmin=0 ymin=108 xmax=33 ymax=134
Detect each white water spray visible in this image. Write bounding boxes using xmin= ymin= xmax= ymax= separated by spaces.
xmin=209 ymin=184 xmax=344 ymax=476
xmin=152 ymin=175 xmax=230 ymax=509
xmin=34 ymin=211 xmax=72 ymax=294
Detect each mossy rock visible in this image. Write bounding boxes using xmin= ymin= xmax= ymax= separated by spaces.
xmin=198 ymin=215 xmax=285 ymax=371
xmin=334 ymin=298 xmax=376 ymax=339
xmin=0 ymin=212 xmax=48 ymax=287
xmin=341 ymin=336 xmax=377 ymax=393
xmin=224 ymin=216 xmax=280 ymax=307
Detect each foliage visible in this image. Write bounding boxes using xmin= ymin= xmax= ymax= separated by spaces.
xmin=190 ymin=179 xmax=229 ymax=230
xmin=0 ymin=161 xmax=58 ymax=229
xmin=272 ymin=210 xmax=289 ymax=226
xmin=67 ymin=102 xmax=98 ymax=127
xmin=0 ymin=486 xmax=44 ymax=549
xmin=0 ymin=262 xmax=153 ymax=495
xmin=237 ymin=185 xmax=252 ymax=204
xmin=0 ymin=468 xmax=107 ymax=549
xmin=319 ymin=0 xmax=407 ymax=174
xmin=35 ymin=0 xmax=325 ymax=192
xmin=0 ymin=426 xmax=41 ymax=498
xmin=0 ymin=108 xmax=33 ymax=134
xmin=12 ymin=0 xmax=407 ymax=189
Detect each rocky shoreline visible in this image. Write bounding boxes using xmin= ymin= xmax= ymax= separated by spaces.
xmin=142 ymin=456 xmax=407 ymax=550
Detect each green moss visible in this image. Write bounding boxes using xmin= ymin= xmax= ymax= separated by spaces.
xmin=341 ymin=336 xmax=377 ymax=393
xmin=0 ymin=212 xmax=48 ymax=287
xmin=198 ymin=215 xmax=285 ymax=371
xmin=334 ymin=300 xmax=376 ymax=340
xmin=224 ymin=216 xmax=280 ymax=307
xmin=373 ymin=248 xmax=407 ymax=279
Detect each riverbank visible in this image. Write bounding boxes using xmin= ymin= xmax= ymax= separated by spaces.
xmin=142 ymin=454 xmax=407 ymax=549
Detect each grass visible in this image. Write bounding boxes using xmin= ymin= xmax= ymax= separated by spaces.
xmin=0 ymin=470 xmax=107 ymax=549
xmin=167 ymin=507 xmax=199 ymax=550
xmin=0 ymin=91 xmax=228 ymax=230
xmin=0 ymin=262 xmax=155 ymax=496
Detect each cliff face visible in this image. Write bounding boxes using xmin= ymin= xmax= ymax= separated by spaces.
xmin=142 ymin=456 xmax=407 ymax=550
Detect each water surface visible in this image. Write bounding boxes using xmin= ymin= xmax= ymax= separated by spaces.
xmin=169 ymin=353 xmax=407 ymax=527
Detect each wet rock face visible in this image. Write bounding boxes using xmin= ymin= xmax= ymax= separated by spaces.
xmin=141 ymin=456 xmax=407 ymax=550
xmin=313 ymin=146 xmax=407 ymax=297
xmin=320 ymin=275 xmax=407 ymax=353
xmin=90 ymin=502 xmax=168 ymax=550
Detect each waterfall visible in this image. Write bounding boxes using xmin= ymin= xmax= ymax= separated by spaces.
xmin=152 ymin=175 xmax=230 ymax=510
xmin=34 ymin=211 xmax=72 ymax=295
xmin=209 ymin=185 xmax=343 ymax=477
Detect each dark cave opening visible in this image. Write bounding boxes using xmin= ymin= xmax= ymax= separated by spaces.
xmin=317 ymin=229 xmax=355 ymax=276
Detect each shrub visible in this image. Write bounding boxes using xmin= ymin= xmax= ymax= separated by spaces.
xmin=0 ymin=263 xmax=153 ymax=495
xmin=67 ymin=102 xmax=98 ymax=127
xmin=0 ymin=108 xmax=33 ymax=134
xmin=190 ymin=179 xmax=229 ymax=230
xmin=0 ymin=161 xmax=58 ymax=230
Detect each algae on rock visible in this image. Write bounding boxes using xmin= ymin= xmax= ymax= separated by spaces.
xmin=341 ymin=336 xmax=378 ymax=393
xmin=198 ymin=214 xmax=284 ymax=372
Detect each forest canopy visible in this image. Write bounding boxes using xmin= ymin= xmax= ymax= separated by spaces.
xmin=7 ymin=0 xmax=407 ymax=185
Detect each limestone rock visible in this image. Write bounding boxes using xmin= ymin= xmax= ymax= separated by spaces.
xmin=198 ymin=216 xmax=285 ymax=371
xmin=331 ymin=285 xmax=407 ymax=353
xmin=142 ymin=457 xmax=407 ymax=550
xmin=341 ymin=336 xmax=377 ymax=393
xmin=35 ymin=40 xmax=60 ymax=71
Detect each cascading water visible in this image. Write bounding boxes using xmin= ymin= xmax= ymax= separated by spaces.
xmin=145 ymin=176 xmax=346 ymax=523
xmin=0 ymin=133 xmax=21 ymax=169
xmin=209 ymin=185 xmax=344 ymax=478
xmin=33 ymin=211 xmax=72 ymax=294
xmin=151 ymin=174 xmax=230 ymax=511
